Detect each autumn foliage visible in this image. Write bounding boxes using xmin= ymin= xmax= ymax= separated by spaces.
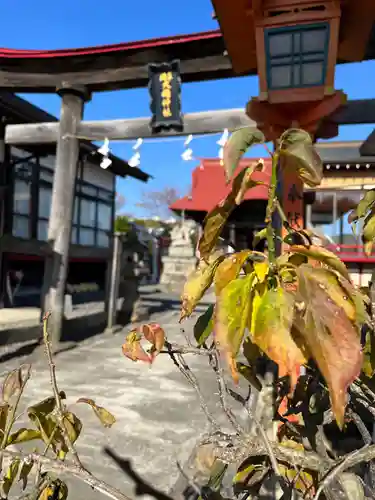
xmin=123 ymin=127 xmax=375 ymax=499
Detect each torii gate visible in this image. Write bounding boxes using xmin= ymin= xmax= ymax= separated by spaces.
xmin=1 ymin=21 xmax=375 ymax=345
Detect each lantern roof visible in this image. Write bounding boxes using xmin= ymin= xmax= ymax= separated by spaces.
xmin=211 ymin=0 xmax=375 ymax=74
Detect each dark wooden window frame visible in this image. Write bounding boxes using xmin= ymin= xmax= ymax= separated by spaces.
xmin=9 ymin=154 xmax=115 ymax=248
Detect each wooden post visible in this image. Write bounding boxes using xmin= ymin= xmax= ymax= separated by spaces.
xmin=42 ymin=86 xmax=90 ymax=346
xmin=107 ymin=232 xmax=123 ymax=332
xmin=0 ymin=119 xmax=6 ymax=308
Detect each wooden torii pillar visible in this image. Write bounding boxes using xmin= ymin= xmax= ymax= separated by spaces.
xmin=41 ymin=85 xmax=90 ymax=346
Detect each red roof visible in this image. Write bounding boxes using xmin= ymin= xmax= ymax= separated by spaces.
xmin=170 ymin=158 xmax=271 ymax=213
xmin=0 ymin=30 xmax=222 ymax=59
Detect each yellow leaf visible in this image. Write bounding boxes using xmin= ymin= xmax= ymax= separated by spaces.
xmin=223 ymin=127 xmax=265 ymax=182
xmin=122 ymin=329 xmax=151 ymax=363
xmin=214 ymin=250 xmax=260 ymax=295
xmin=77 ymin=398 xmax=116 ymax=428
xmin=253 ymin=287 xmax=306 ymax=391
xmin=1 ymin=459 xmax=20 ymax=497
xmin=215 ymin=275 xmax=254 ymax=383
xmin=253 ymin=261 xmax=269 ymax=283
xmin=248 ymin=281 xmax=267 ymax=334
xmin=7 ymin=428 xmax=41 ymax=445
xmin=39 ymin=480 xmax=68 ymax=500
xmin=363 ymin=214 xmax=375 ymax=255
xmin=289 ymin=245 xmax=350 ymax=280
xmin=180 ymin=256 xmax=224 ymax=320
xmin=233 ymin=455 xmax=268 ymax=490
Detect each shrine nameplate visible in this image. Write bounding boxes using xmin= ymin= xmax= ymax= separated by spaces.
xmin=148 ymin=60 xmax=183 ymax=133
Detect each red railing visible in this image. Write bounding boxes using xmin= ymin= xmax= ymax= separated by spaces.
xmin=326 ymin=244 xmax=375 ymax=262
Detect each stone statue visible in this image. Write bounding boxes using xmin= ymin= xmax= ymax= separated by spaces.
xmin=170 ymin=219 xmax=197 ymax=247
xmin=159 ymin=219 xmax=198 ymax=291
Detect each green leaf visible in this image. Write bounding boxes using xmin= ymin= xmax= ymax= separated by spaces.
xmin=215 ymin=275 xmax=254 ymax=383
xmin=223 ymin=127 xmax=265 ymax=182
xmin=76 ymin=398 xmax=116 ymax=428
xmin=233 ymin=455 xmax=268 ymax=491
xmin=252 ymin=228 xmax=267 ymax=248
xmin=348 ymin=189 xmax=375 ymax=223
xmin=27 ymin=393 xmax=66 ymax=419
xmin=7 ymin=428 xmax=41 ymax=445
xmin=194 ymin=304 xmax=214 ymax=346
xmin=18 ymin=460 xmax=34 ymax=491
xmin=362 ymin=214 xmax=375 ymax=255
xmin=1 ymin=459 xmax=20 ymax=497
xmin=279 ymin=128 xmax=323 ymax=187
xmin=198 ymin=163 xmax=264 ymax=260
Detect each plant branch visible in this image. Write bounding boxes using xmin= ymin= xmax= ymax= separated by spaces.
xmin=42 ymin=313 xmax=83 ymax=468
xmin=1 ymin=449 xmax=132 ymax=500
xmin=210 ymin=350 xmax=243 ymax=435
xmin=165 ymin=341 xmax=220 ymax=430
xmin=265 ymin=152 xmax=279 ymax=268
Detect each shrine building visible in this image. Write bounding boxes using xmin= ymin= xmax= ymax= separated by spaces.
xmin=0 ymin=93 xmax=150 ymax=308
xmin=170 ymin=140 xmax=375 ymax=286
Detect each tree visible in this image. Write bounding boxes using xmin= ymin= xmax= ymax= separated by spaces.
xmin=115 ymin=193 xmax=126 ymax=214
xmin=136 ymin=186 xmax=180 ymax=219
xmin=123 ymin=127 xmax=375 ymax=499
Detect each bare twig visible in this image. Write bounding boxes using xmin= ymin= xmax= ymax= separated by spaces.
xmin=42 ymin=313 xmax=83 ymax=468
xmin=1 ymin=449 xmax=131 ymax=500
xmin=313 ymin=445 xmax=373 ymax=500
xmin=161 ymin=343 xmax=213 ymax=356
xmin=210 ymin=350 xmax=243 ymax=434
xmin=165 ymin=341 xmax=220 ymax=430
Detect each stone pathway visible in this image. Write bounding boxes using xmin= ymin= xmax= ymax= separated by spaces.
xmin=0 ymin=293 xmax=239 ymax=500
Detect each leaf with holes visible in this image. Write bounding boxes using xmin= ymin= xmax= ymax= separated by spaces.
xmin=194 ymin=304 xmax=214 ymax=346
xmin=279 ymin=128 xmax=323 ymax=187
xmin=253 ymin=287 xmax=306 ymax=391
xmin=294 ymin=265 xmax=363 ymax=428
xmin=289 ymin=245 xmax=350 ymax=280
xmin=141 ymin=323 xmax=165 ymax=360
xmin=215 ymin=275 xmax=254 ymax=383
xmin=77 ymin=398 xmax=116 ymax=428
xmin=223 ymin=127 xmax=265 ymax=182
xmin=180 ymin=255 xmax=224 ymax=320
xmin=198 ymin=163 xmax=264 ymax=260
xmin=122 ymin=329 xmax=151 ymax=363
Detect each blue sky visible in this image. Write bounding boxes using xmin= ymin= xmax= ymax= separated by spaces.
xmin=2 ymin=0 xmax=375 ymax=217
